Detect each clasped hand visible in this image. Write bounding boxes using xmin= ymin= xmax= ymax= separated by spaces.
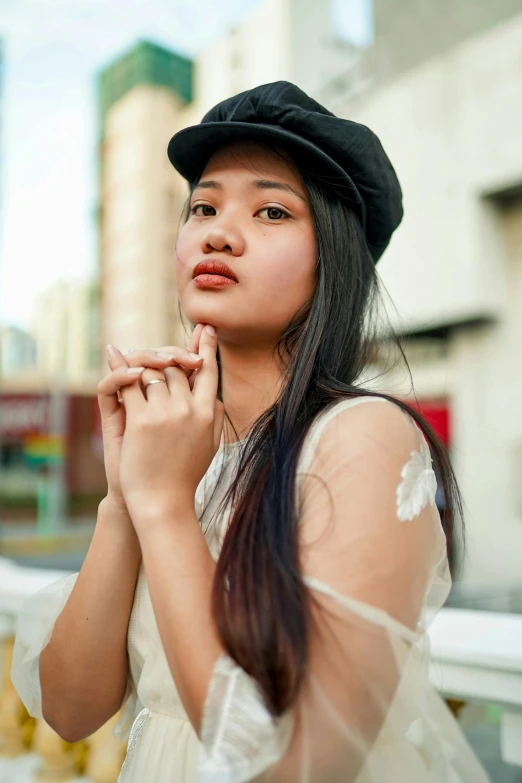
xmin=100 ymin=323 xmax=224 ymax=534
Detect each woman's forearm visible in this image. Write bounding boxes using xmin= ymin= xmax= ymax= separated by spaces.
xmin=135 ymin=502 xmax=224 ymax=734
xmin=40 ymin=497 xmax=142 ymax=742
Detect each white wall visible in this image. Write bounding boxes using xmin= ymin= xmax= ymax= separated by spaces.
xmin=195 ymin=0 xmax=292 ymax=117
xmin=331 ymin=14 xmax=522 ymax=586
xmin=289 ymin=0 xmax=366 ymax=100
xmin=449 ymin=199 xmax=522 ymax=586
xmin=338 ymin=13 xmax=522 ymax=332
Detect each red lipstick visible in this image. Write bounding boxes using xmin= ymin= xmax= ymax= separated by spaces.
xmin=193 ymin=260 xmax=238 ymax=289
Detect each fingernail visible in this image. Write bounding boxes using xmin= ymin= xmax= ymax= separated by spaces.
xmin=107 ymin=344 xmax=117 ymax=358
xmin=189 ymin=352 xmax=203 ymax=361
xmin=205 ymin=324 xmax=216 ymax=336
xmin=127 ymin=366 xmax=145 ymax=375
xmin=156 ymin=352 xmax=176 ymax=360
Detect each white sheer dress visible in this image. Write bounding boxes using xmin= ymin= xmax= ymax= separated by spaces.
xmin=12 ymin=396 xmax=490 ymax=782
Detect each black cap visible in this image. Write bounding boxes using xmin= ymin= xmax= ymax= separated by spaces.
xmin=167 ymin=81 xmax=403 ymax=262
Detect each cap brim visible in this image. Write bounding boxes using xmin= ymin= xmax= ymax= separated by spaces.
xmin=167 ymin=122 xmax=365 ymax=223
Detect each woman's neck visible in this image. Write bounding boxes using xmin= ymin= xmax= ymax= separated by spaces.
xmin=218 ymin=339 xmax=286 ymax=445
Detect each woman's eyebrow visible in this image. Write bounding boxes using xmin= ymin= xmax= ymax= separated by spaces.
xmin=192 ymin=178 xmax=307 ymax=203
xmin=193 ymin=180 xmax=222 ymax=192
xmin=252 ymin=179 xmax=307 ymax=202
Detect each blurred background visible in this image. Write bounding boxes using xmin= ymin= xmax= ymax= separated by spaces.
xmin=0 ymin=0 xmax=522 ymax=780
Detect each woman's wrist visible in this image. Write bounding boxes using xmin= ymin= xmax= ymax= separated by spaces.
xmin=101 ymin=491 xmax=128 ymax=516
xmin=128 ymin=491 xmax=196 ymax=540
xmin=98 ymin=494 xmax=140 ymax=548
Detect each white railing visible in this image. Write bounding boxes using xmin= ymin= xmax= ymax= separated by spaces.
xmin=427 ymin=606 xmax=522 ymax=767
xmin=2 ymin=557 xmax=522 ymax=775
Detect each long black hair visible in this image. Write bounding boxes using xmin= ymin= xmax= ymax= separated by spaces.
xmin=177 ymin=144 xmax=463 ymax=718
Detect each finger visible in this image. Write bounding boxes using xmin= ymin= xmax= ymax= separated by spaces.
xmin=107 ymin=344 xmax=130 ymax=372
xmin=124 ymin=347 xmax=203 ymax=375
xmin=187 ymin=323 xmax=205 ymax=355
xmin=126 ymin=323 xmax=205 ymax=360
xmin=123 ymin=325 xmax=203 ymax=358
xmin=97 ymin=366 xmax=145 ymax=418
xmin=141 ymin=368 xmax=169 ymax=401
xmin=104 ymin=346 xmax=133 ymax=415
xmin=107 ymin=346 xmax=147 ymax=411
xmin=192 ymin=324 xmax=219 ymax=404
xmin=164 ymin=364 xmax=190 ymax=397
xmin=186 ymin=325 xmax=206 ymax=390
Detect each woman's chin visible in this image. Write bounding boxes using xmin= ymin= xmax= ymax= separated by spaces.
xmin=183 ymin=302 xmax=230 ymax=327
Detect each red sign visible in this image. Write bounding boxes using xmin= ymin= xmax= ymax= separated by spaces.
xmin=0 ymin=395 xmax=51 ymax=437
xmin=408 ymin=399 xmax=450 ymax=447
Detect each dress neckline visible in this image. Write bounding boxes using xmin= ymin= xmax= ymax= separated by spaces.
xmin=219 ymin=436 xmax=249 ymax=450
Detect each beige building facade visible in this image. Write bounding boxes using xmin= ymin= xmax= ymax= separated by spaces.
xmin=98 ymin=43 xmax=195 ymax=353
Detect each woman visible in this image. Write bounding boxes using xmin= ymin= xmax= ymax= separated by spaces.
xmin=12 ymin=81 xmax=489 ymax=782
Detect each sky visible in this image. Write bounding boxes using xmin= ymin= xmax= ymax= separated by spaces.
xmin=0 ymin=0 xmax=372 ymax=330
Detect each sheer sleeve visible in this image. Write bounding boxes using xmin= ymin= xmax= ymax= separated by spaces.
xmin=11 ymin=573 xmax=79 ymax=720
xmin=197 ymin=398 xmax=489 ymax=782
xmin=11 ymin=572 xmax=138 ymax=742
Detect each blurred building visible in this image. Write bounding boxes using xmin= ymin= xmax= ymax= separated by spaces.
xmin=194 ymin=0 xmax=364 ymax=115
xmin=97 ymin=42 xmax=196 ymax=353
xmin=0 ymin=391 xmax=107 ymax=522
xmin=0 ymin=280 xmax=104 ymax=522
xmin=325 ymin=1 xmax=522 ymax=592
xmin=0 ymin=326 xmax=36 ymax=375
xmin=32 ymin=278 xmax=99 ymax=391
xmin=97 ymin=3 xmax=522 ymax=590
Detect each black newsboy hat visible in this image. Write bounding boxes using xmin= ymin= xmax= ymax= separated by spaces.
xmin=167 ymin=81 xmax=403 ymax=262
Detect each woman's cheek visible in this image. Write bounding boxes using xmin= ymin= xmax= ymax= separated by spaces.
xmin=174 ymin=231 xmax=193 ymax=278
xmin=273 ymin=241 xmax=315 ymax=287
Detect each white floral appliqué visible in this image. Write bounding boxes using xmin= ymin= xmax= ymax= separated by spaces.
xmin=396 ymin=437 xmax=437 ymax=522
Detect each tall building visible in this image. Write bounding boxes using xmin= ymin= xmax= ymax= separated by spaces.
xmin=97 ymin=41 xmax=196 ymax=354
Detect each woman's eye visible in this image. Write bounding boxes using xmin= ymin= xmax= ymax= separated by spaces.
xmin=259 ymin=207 xmax=288 ymax=220
xmin=191 ymin=204 xmax=216 ymax=217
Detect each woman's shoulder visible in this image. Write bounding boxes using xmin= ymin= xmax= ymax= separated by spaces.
xmin=303 ymin=394 xmax=410 ymax=457
xmin=297 ymin=395 xmax=427 ymax=495
xmin=316 ymin=393 xmax=400 ymax=423
xmin=297 ymin=395 xmax=439 ymax=529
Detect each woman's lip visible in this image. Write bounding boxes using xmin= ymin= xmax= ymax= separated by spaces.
xmin=194 ymin=274 xmax=238 ymax=288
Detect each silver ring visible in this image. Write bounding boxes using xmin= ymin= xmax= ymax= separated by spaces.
xmin=144 ymin=379 xmax=167 ymax=388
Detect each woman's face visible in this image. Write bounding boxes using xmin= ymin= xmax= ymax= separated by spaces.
xmin=175 ymin=141 xmax=317 ymax=349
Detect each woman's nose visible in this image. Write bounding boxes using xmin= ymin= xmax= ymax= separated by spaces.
xmin=202 ymin=224 xmax=245 ymax=256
